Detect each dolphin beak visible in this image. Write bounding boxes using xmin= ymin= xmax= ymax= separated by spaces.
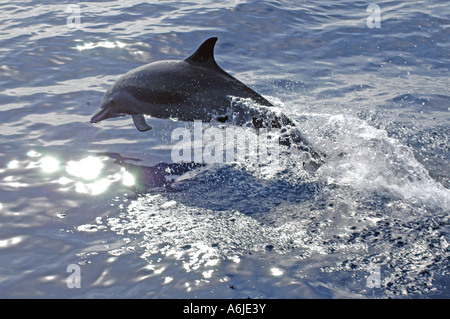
xmin=90 ymin=107 xmax=111 ymax=124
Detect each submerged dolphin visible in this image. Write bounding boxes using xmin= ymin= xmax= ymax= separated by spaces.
xmin=97 ymin=152 xmax=205 ymax=190
xmin=91 ymin=37 xmax=295 ymax=132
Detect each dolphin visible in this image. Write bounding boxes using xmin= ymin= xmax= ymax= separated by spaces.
xmin=91 ymin=37 xmax=323 ymax=170
xmin=97 ymin=152 xmax=205 ymax=190
xmin=90 ymin=37 xmax=295 ymax=133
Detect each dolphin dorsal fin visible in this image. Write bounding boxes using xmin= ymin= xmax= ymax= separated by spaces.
xmin=185 ymin=37 xmax=222 ymax=71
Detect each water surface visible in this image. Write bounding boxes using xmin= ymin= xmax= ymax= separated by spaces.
xmin=0 ymin=0 xmax=449 ymax=298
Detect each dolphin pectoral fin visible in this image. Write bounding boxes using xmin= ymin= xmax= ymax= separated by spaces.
xmin=132 ymin=114 xmax=152 ymax=132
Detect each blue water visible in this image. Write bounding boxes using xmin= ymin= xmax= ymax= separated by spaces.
xmin=0 ymin=0 xmax=448 ymax=298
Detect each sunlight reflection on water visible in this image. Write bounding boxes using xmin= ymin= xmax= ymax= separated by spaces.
xmin=75 ymin=40 xmax=126 ymax=51
xmin=66 ymin=156 xmax=103 ymax=180
xmin=3 ymin=151 xmax=137 ymax=197
xmin=40 ymin=157 xmax=60 ymax=173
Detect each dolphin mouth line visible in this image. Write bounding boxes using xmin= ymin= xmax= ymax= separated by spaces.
xmin=90 ymin=107 xmax=110 ymax=123
xmin=90 ymin=108 xmax=128 ymax=123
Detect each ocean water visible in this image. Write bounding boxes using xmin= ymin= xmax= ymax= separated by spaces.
xmin=0 ymin=0 xmax=448 ymax=299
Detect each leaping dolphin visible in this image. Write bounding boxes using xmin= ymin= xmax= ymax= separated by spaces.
xmin=91 ymin=37 xmax=296 ymax=133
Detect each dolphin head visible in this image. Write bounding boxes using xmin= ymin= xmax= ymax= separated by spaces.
xmin=91 ymin=89 xmax=153 ymax=132
xmin=91 ymin=89 xmax=128 ymax=123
